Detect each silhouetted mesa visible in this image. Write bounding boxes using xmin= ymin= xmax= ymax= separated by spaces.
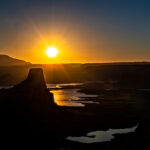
xmin=0 ymin=54 xmax=31 ymax=66
xmin=0 ymin=68 xmax=57 ymax=125
xmin=0 ymin=68 xmax=60 ymax=147
xmin=11 ymin=68 xmax=56 ymax=106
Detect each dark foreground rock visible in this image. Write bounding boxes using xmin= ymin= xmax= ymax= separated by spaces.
xmin=0 ymin=68 xmax=61 ymax=148
xmin=0 ymin=68 xmax=150 ymax=149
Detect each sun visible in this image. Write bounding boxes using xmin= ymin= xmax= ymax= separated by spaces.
xmin=46 ymin=47 xmax=58 ymax=58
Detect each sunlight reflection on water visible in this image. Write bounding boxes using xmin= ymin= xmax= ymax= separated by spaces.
xmin=51 ymin=89 xmax=98 ymax=107
xmin=47 ymin=83 xmax=98 ymax=107
xmin=52 ymin=89 xmax=84 ymax=107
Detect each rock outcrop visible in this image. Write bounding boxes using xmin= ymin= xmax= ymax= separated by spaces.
xmin=0 ymin=68 xmax=59 ymax=147
xmin=13 ymin=68 xmax=55 ymax=106
xmin=0 ymin=68 xmax=56 ymax=105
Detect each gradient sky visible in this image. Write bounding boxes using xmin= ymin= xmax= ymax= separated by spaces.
xmin=0 ymin=0 xmax=150 ymax=63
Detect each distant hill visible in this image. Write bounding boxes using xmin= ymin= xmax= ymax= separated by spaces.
xmin=0 ymin=55 xmax=31 ymax=66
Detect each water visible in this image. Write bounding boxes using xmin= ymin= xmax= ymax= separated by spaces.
xmin=0 ymin=86 xmax=13 ymax=89
xmin=47 ymin=83 xmax=83 ymax=89
xmin=47 ymin=83 xmax=99 ymax=107
xmin=66 ymin=124 xmax=138 ymax=143
xmin=51 ymin=89 xmax=99 ymax=107
xmin=0 ymin=84 xmax=99 ymax=107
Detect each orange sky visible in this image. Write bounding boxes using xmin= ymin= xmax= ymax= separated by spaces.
xmin=1 ymin=25 xmax=149 ymax=64
xmin=1 ymin=0 xmax=150 ymax=64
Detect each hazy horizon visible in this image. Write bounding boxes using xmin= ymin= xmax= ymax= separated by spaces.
xmin=1 ymin=53 xmax=150 ymax=65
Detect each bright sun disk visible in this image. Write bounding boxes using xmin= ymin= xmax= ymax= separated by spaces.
xmin=46 ymin=47 xmax=58 ymax=58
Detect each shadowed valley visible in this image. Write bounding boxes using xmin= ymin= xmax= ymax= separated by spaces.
xmin=1 ymin=62 xmax=150 ymax=149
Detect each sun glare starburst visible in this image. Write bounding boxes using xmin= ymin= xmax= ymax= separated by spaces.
xmin=46 ymin=47 xmax=58 ymax=58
